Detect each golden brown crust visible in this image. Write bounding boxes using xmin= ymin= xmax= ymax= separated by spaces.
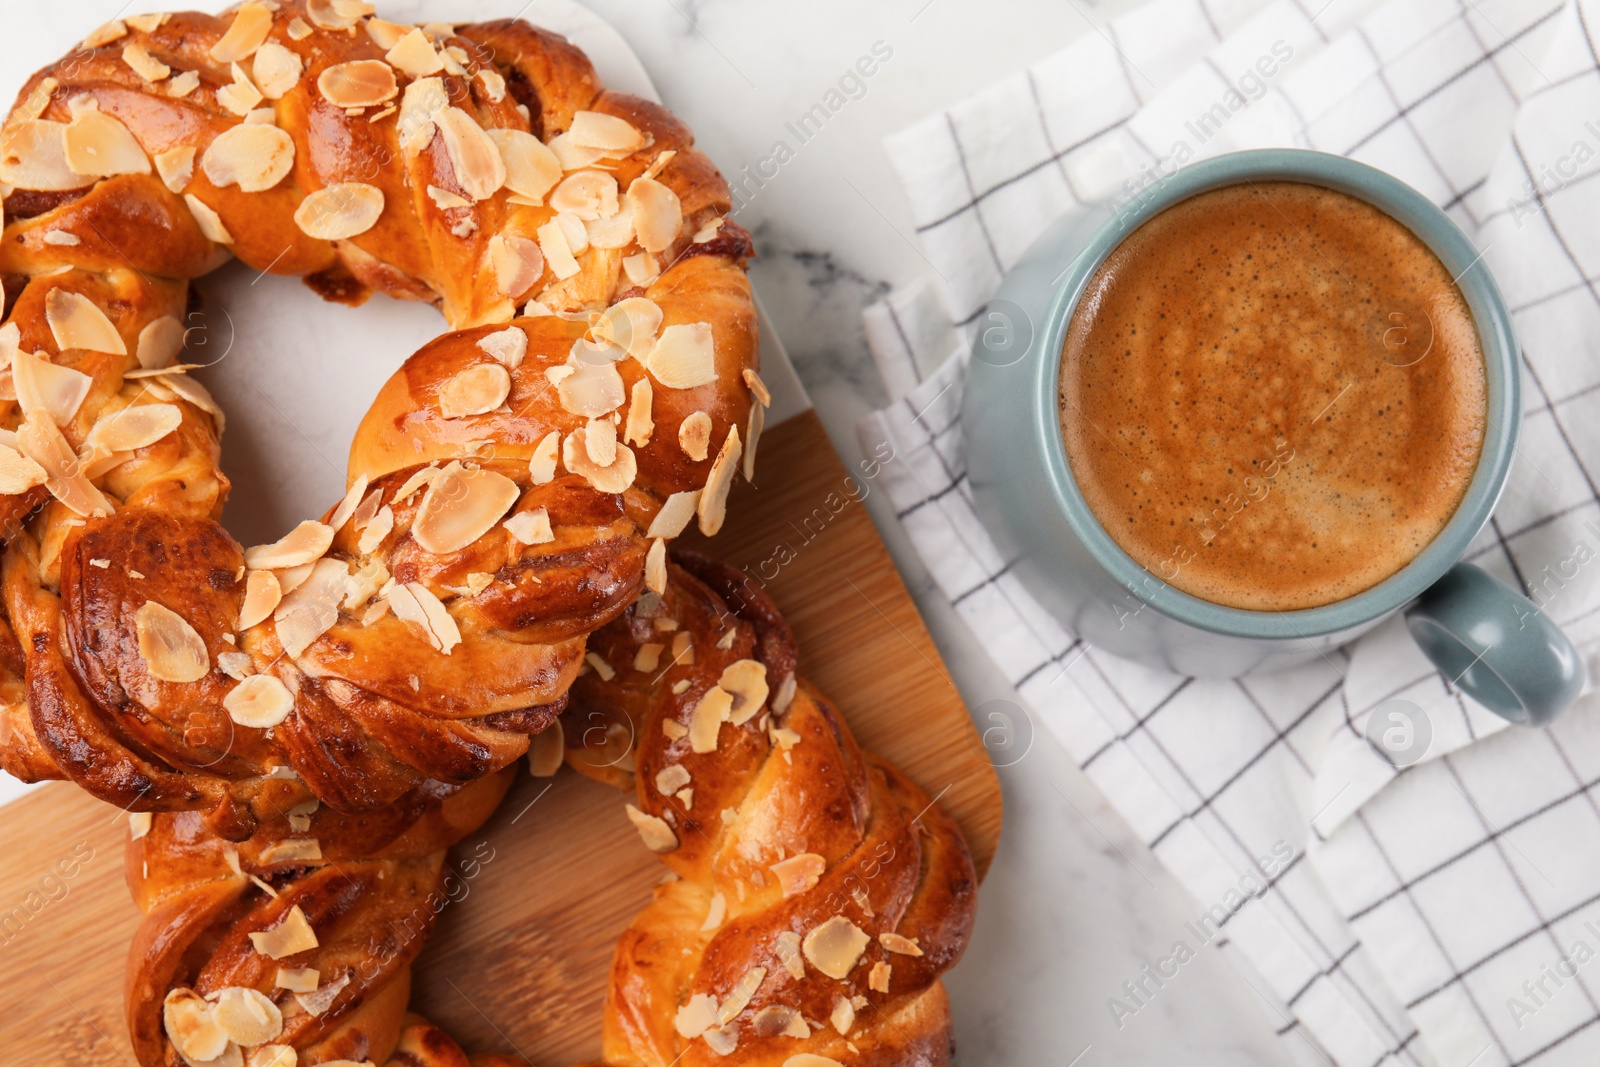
xmin=0 ymin=0 xmax=762 ymax=831
xmin=565 ymin=554 xmax=977 ymax=1065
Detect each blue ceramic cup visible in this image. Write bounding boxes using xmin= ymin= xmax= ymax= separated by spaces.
xmin=963 ymin=149 xmax=1586 ymax=726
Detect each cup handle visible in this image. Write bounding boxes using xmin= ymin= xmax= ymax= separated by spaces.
xmin=1404 ymin=563 xmax=1587 ymax=726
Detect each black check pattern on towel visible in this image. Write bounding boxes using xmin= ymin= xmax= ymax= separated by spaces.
xmin=857 ymin=0 xmax=1600 ymax=1064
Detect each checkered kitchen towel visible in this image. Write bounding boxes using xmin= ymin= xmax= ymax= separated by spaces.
xmin=857 ymin=0 xmax=1600 ymax=1063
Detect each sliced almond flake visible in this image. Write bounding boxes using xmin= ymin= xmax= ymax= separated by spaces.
xmin=435 ymin=107 xmax=505 ymax=200
xmin=18 ymin=413 xmax=113 ymax=516
xmin=185 ymin=194 xmax=234 ymax=245
xmin=295 ymin=182 xmax=384 ymax=240
xmin=654 ymin=764 xmax=690 ymax=795
xmin=216 ymin=651 xmax=252 ymax=681
xmin=716 ymin=628 xmax=737 ymax=651
xmin=363 ymin=16 xmax=407 ymax=49
xmin=13 ymin=77 xmax=57 ymax=124
xmin=213 ymin=986 xmax=284 ymax=1049
xmin=689 ymin=685 xmax=732 ymax=754
xmin=752 ymin=1006 xmax=809 ymax=1040
xmin=252 ymin=43 xmax=303 ymax=99
xmin=166 ymin=70 xmax=201 ymax=98
xmin=274 ymin=557 xmax=347 ymax=657
xmin=369 ymin=104 xmax=397 ymax=124
xmin=398 ymin=76 xmax=448 ymax=154
xmin=628 ymin=176 xmax=682 ymax=254
xmin=670 ymin=629 xmax=693 ymax=666
xmin=586 ymin=202 xmax=636 ymax=249
xmin=704 ymin=1025 xmax=738 ymax=1055
xmin=235 ymin=572 xmax=280 ymax=630
xmin=550 ymin=169 xmax=619 ymax=221
xmin=414 ymin=463 xmax=519 ymax=554
xmin=41 ymin=230 xmax=82 ymax=246
xmin=293 ymin=970 xmax=351 ymax=1017
xmin=427 ymin=184 xmax=470 ymax=210
xmin=868 ymin=961 xmax=891 ymax=994
xmin=477 ymin=68 xmax=507 ymax=102
xmin=698 ymin=425 xmax=741 ymax=536
xmin=0 ymin=120 xmax=93 ymax=192
xmin=275 ymin=560 xmax=314 ymax=596
xmin=249 ymin=906 xmax=318 ymax=959
xmin=387 ymin=582 xmax=460 ymax=654
xmin=664 ymin=717 xmax=689 ymax=740
xmin=528 ymin=431 xmax=560 ymax=485
xmin=678 ymin=411 xmax=712 ymax=462
xmin=585 ymin=651 xmax=615 ymax=681
xmin=643 ymin=536 xmax=668 ymax=596
xmin=744 ymin=401 xmax=764 ymax=483
xmin=202 ymin=123 xmax=294 ymax=192
xmin=385 ymin=28 xmax=444 ymax=76
xmin=342 ymin=557 xmax=388 ymax=609
xmin=84 ymin=403 xmax=181 ymax=456
xmin=210 ymin=3 xmax=274 ymax=63
xmin=595 ymin=298 xmax=663 ymax=360
xmin=643 ymin=491 xmax=698 ymax=540
xmin=537 ymin=217 xmax=581 ymax=280
xmin=693 ymin=216 xmax=725 ymax=244
xmin=360 ymin=598 xmax=390 ymax=625
xmin=526 ymin=718 xmax=565 ymax=777
xmin=646 ymin=323 xmax=717 ymax=390
xmin=770 ymin=852 xmax=825 ymax=898
xmin=245 ymin=520 xmax=333 ymax=569
xmin=12 ymin=351 xmax=90 ymax=426
xmin=134 ymin=600 xmax=209 ymax=683
xmin=742 ymin=368 xmax=771 ymax=407
xmin=217 ymin=64 xmax=266 ymax=116
xmin=880 ymin=932 xmax=924 ymax=957
xmin=162 ymin=989 xmax=227 ymax=1063
xmin=566 ymin=111 xmax=645 ymax=154
xmin=562 ymin=425 xmax=635 ymax=494
xmin=490 ymin=234 xmax=544 ymax=298
xmin=306 ymin=0 xmax=363 ymax=28
xmin=555 ymin=210 xmax=590 ymax=255
xmin=547 ymin=132 xmax=608 ymax=171
xmin=0 ymin=444 xmax=47 ymax=495
xmin=642 ymin=149 xmax=677 ymax=181
xmin=83 ymin=19 xmax=129 ymax=48
xmin=774 ymin=930 xmax=806 ymax=981
xmin=153 ymin=148 xmax=195 ymax=194
xmin=802 ymin=917 xmax=870 ymax=980
xmin=158 ymin=371 xmax=226 ymax=434
xmin=128 ymin=811 xmax=153 ymax=839
xmin=627 ymin=804 xmax=678 ymax=853
xmin=483 ymin=130 xmax=557 ymax=207
xmin=438 ymin=363 xmax=511 ymax=419
xmin=326 ymin=473 xmax=369 ymax=531
xmin=716 ymin=966 xmax=766 ymax=1026
xmin=257 ymin=837 xmax=320 ymax=865
xmin=317 ymin=59 xmax=397 ymax=108
xmin=622 ymin=378 xmax=654 ymax=448
xmin=224 ymin=672 xmax=293 ymax=727
xmin=46 ymin=289 xmax=126 ymax=356
xmin=122 ymin=42 xmax=171 ymax=83
xmin=830 ymin=997 xmax=855 ymax=1036
xmin=503 ymin=507 xmax=553 ymax=545
xmin=557 ymin=358 xmax=624 ymax=419
xmin=478 ymin=327 xmax=527 ymax=368
xmin=275 ymin=967 xmax=319 ymax=994
xmin=393 ymin=464 xmax=441 ymax=503
xmin=286 ymin=16 xmax=313 ymax=40
xmin=584 ymin=417 xmax=617 ymax=466
xmin=720 ymin=659 xmax=768 ymax=726
xmin=622 ymin=253 xmax=660 ymax=288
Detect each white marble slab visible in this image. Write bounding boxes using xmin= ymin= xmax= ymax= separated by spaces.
xmin=0 ymin=2 xmax=1292 ymax=1063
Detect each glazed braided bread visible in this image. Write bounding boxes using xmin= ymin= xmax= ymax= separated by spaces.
xmin=560 ymin=554 xmax=977 ymax=1066
xmin=127 ymin=769 xmax=522 ymax=1067
xmin=0 ymin=0 xmax=762 ymax=837
xmin=132 ymin=552 xmax=977 ymax=1067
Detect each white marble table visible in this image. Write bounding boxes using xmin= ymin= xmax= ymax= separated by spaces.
xmin=0 ymin=2 xmax=1293 ymax=1062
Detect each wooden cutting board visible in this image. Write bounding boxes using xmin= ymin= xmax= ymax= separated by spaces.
xmin=0 ymin=410 xmax=1002 ymax=1065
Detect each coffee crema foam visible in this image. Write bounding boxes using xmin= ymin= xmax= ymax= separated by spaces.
xmin=1059 ymin=181 xmax=1487 ymax=612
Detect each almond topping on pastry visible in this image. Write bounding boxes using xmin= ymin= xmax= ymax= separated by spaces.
xmin=698 ymin=425 xmax=743 ymax=536
xmin=253 ymin=43 xmax=304 ymax=99
xmin=490 ymin=129 xmax=562 ymax=203
xmin=435 ymin=107 xmax=505 ymax=201
xmin=646 ymin=323 xmax=717 ymax=389
xmin=503 ymin=507 xmax=554 ymax=546
xmin=135 ymin=601 xmax=209 ymax=683
xmin=0 ymin=120 xmax=91 ymax=192
xmin=294 ymin=183 xmax=385 ymax=240
xmin=202 ymin=123 xmax=294 ymax=192
xmin=258 ymin=838 xmax=321 ymax=865
xmin=769 ymin=852 xmax=825 ymax=898
xmin=154 ymin=147 xmax=196 ymax=194
xmin=212 ymin=986 xmax=283 ymax=1046
xmin=248 ymin=905 xmax=318 ymax=959
xmin=122 ymin=43 xmax=171 ymax=83
xmin=802 ymin=917 xmax=870 ymax=980
xmin=627 ymin=804 xmax=678 ymax=853
xmin=414 ymin=463 xmax=519 ymax=554
xmin=162 ymin=989 xmax=229 ymax=1063
xmin=63 ymin=108 xmax=150 ymax=177
xmin=678 ymin=411 xmax=712 ymax=462
xmin=274 ymin=967 xmax=319 ymax=994
xmin=223 ymin=674 xmax=294 ymax=728
xmin=318 ymin=59 xmax=398 ymax=108
xmin=880 ymin=932 xmax=924 ymax=956
xmin=46 ymin=289 xmax=125 ymax=355
xmin=719 ymin=659 xmax=768 ymax=724
xmin=774 ymin=931 xmax=805 ymax=980
xmin=625 ymin=378 xmax=654 ymax=447
xmin=528 ymin=431 xmax=560 ymax=485
xmin=438 ymin=363 xmax=511 ymax=418
xmin=137 ymin=316 xmax=185 ymax=368
xmin=829 ymin=996 xmax=855 ymax=1035
xmin=628 ymin=176 xmax=683 ymax=254
xmin=210 ymin=2 xmax=274 ymax=63
xmin=655 ymin=765 xmax=690 ymax=795
xmin=245 ymin=520 xmax=333 ymax=569
xmin=563 ymin=425 xmax=636 ymax=493
xmin=567 ymin=111 xmax=646 ymax=155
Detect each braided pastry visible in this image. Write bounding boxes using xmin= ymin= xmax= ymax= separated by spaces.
xmin=560 ymin=553 xmax=977 ymax=1066
xmin=0 ymin=0 xmax=762 ymax=837
xmin=128 ymin=769 xmax=522 ymax=1067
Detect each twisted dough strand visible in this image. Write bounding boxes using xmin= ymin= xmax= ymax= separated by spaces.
xmin=0 ymin=0 xmax=761 ymax=837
